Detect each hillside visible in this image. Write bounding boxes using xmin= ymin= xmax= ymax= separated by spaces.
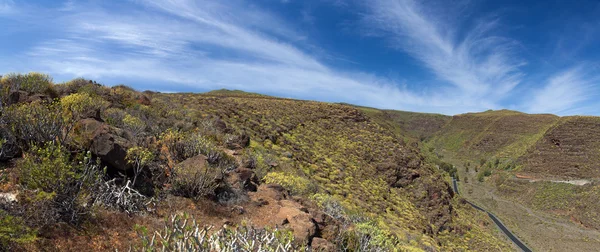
xmin=427 ymin=110 xmax=559 ymax=162
xmin=520 ymin=116 xmax=600 ymax=179
xmin=355 ymin=106 xmax=451 ymax=140
xmin=392 ymin=109 xmax=600 ymax=251
xmin=0 ymin=73 xmax=512 ymax=251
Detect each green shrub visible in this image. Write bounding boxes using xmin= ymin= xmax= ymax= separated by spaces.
xmin=3 ymin=101 xmax=69 ymax=149
xmin=263 ymin=172 xmax=316 ymax=195
xmin=61 ymin=93 xmax=110 ymax=121
xmin=18 ymin=142 xmax=103 ymax=224
xmin=477 ymin=169 xmax=492 ymax=182
xmin=126 ymin=146 xmax=154 ymax=185
xmin=0 ymin=210 xmax=36 ymax=250
xmin=19 ymin=142 xmax=75 ymax=192
xmin=123 ymin=114 xmax=146 ymax=137
xmin=0 ymin=72 xmax=53 ymax=95
xmin=54 ymin=77 xmax=89 ymax=95
xmin=170 ymin=158 xmax=222 ymax=200
xmin=103 ymin=107 xmax=127 ymax=127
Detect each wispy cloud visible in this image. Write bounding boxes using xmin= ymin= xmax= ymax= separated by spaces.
xmin=0 ymin=0 xmax=598 ymax=115
xmin=7 ymin=0 xmax=453 ymax=112
xmin=363 ymin=0 xmax=524 ymax=106
xmin=526 ymin=67 xmax=598 ymax=115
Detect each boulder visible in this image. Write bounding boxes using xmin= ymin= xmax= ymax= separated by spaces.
xmin=256 ymin=184 xmax=287 ymax=201
xmin=8 ymin=91 xmax=27 ymax=104
xmin=137 ymin=94 xmax=152 ymax=106
xmin=176 ymin=155 xmax=208 ymax=174
xmin=26 ymin=94 xmax=48 ymax=103
xmin=311 ymin=238 xmax=335 ymax=252
xmin=275 ymin=205 xmax=317 ymax=245
xmin=229 ymin=168 xmax=258 ymax=192
xmin=0 ymin=129 xmax=20 ymax=161
xmin=90 ymin=131 xmax=133 ymax=173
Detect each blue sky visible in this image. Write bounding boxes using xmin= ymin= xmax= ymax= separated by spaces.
xmin=1 ymin=0 xmax=599 ymax=115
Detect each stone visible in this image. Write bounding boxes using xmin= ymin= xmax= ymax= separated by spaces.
xmin=275 ymin=206 xmax=317 ymax=245
xmin=90 ymin=132 xmax=133 ymax=172
xmin=311 ymin=237 xmax=335 ymax=252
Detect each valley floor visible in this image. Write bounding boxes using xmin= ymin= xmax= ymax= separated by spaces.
xmin=457 ymin=168 xmax=600 ymax=252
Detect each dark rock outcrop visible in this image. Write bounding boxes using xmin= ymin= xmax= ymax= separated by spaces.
xmin=90 ymin=130 xmax=133 ymax=173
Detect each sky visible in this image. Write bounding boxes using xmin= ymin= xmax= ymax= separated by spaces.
xmin=0 ymin=0 xmax=599 ymax=115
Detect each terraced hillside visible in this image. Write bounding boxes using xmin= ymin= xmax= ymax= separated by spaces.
xmin=520 ymin=116 xmax=600 ymax=179
xmin=427 ymin=110 xmax=559 ymax=162
xmin=393 ymin=109 xmax=600 ymax=251
xmin=356 ymin=106 xmax=451 ymax=140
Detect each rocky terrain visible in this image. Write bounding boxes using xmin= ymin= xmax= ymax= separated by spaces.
xmin=0 ymin=73 xmax=512 ymax=251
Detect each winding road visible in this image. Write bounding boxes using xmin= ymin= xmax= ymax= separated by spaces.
xmin=452 ymin=177 xmax=532 ymax=252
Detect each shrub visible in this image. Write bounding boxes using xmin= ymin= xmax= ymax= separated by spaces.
xmin=170 ymin=161 xmax=223 ymax=201
xmin=135 ymin=214 xmax=296 ymax=251
xmin=476 ymin=169 xmax=492 ymax=182
xmin=18 ymin=142 xmax=103 ymax=224
xmin=311 ymin=193 xmax=346 ymax=220
xmin=0 ymin=210 xmax=36 ymax=250
xmin=54 ymin=77 xmax=89 ymax=95
xmin=183 ymin=133 xmax=218 ymax=158
xmin=126 ymin=146 xmax=154 ymax=185
xmin=3 ymin=101 xmax=69 ymax=149
xmin=60 ymin=93 xmax=109 ymax=121
xmin=0 ymin=128 xmax=19 ymax=161
xmin=241 ymin=149 xmax=276 ymax=180
xmin=263 ymin=172 xmax=316 ymax=195
xmin=123 ymin=114 xmax=146 ymax=138
xmin=103 ymin=107 xmax=127 ymax=127
xmin=0 ymin=72 xmax=53 ymax=95
xmin=336 ymin=220 xmax=397 ymax=252
xmin=19 ymin=142 xmax=75 ymax=192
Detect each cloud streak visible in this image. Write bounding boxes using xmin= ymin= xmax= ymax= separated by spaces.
xmin=526 ymin=67 xmax=598 ymax=114
xmin=363 ymin=0 xmax=525 ymax=106
xmin=0 ymin=0 xmax=597 ymax=115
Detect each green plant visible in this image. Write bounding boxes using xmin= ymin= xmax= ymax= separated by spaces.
xmin=3 ymin=101 xmax=70 ymax=149
xmin=0 ymin=72 xmax=53 ymax=95
xmin=19 ymin=142 xmax=75 ymax=192
xmin=0 ymin=210 xmax=37 ymax=250
xmin=170 ymin=158 xmax=223 ymax=201
xmin=61 ymin=92 xmax=109 ymax=121
xmin=18 ymin=142 xmax=103 ymax=224
xmin=123 ymin=114 xmax=146 ymax=138
xmin=103 ymin=107 xmax=127 ymax=127
xmin=263 ymin=172 xmax=315 ymax=195
xmin=126 ymin=146 xmax=154 ymax=185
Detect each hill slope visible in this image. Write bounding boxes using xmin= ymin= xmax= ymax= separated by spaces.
xmin=152 ymin=92 xmax=512 ymax=250
xmin=0 ymin=74 xmax=512 ymax=251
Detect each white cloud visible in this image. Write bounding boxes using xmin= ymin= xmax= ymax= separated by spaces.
xmin=3 ymin=0 xmax=469 ymax=113
xmin=0 ymin=0 xmax=597 ymax=115
xmin=363 ymin=0 xmax=525 ymax=105
xmin=526 ymin=67 xmax=598 ymax=115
